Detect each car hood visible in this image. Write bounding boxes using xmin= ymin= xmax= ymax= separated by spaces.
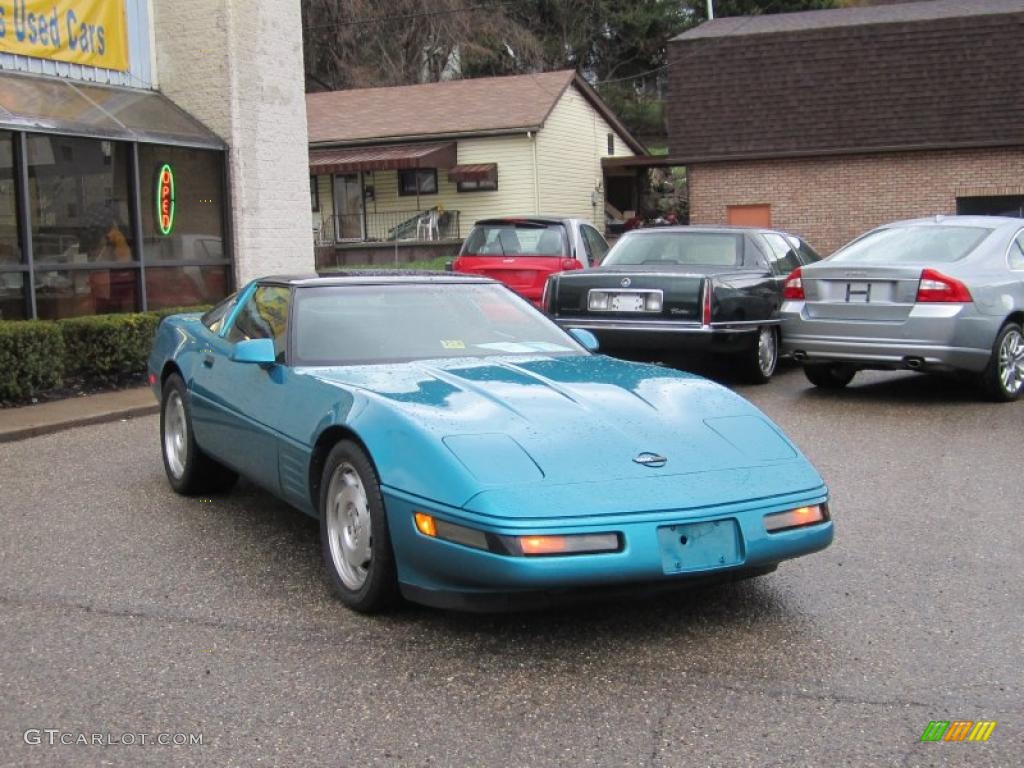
xmin=307 ymin=355 xmax=824 ymax=517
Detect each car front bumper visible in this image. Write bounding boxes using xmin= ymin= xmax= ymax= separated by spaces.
xmin=383 ymin=487 xmax=832 ymax=612
xmin=780 ymin=301 xmax=996 ymax=373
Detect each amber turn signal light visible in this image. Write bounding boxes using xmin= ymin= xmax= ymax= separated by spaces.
xmin=414 ymin=512 xmax=437 ymax=537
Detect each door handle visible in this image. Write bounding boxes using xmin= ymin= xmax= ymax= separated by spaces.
xmin=203 ymin=355 xmax=215 ymax=368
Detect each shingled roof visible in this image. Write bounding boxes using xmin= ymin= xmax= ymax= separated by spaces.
xmin=667 ymin=0 xmax=1024 ymax=162
xmin=306 ymin=70 xmax=644 ymax=152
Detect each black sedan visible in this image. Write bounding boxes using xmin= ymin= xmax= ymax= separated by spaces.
xmin=541 ymin=226 xmax=821 ymax=382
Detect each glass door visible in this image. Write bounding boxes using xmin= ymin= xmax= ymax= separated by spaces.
xmin=333 ymin=173 xmax=364 ymax=241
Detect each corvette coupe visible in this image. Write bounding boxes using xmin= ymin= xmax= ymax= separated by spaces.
xmin=149 ymin=273 xmax=833 ymax=612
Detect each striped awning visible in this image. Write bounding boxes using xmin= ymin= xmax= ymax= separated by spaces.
xmin=309 ymin=141 xmax=456 ymax=174
xmin=447 ymin=163 xmax=497 ymax=182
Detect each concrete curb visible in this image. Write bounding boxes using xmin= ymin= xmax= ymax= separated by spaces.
xmin=0 ymin=403 xmax=159 ymax=443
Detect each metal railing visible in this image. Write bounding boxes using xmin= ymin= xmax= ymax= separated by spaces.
xmin=314 ymin=209 xmax=460 ymax=245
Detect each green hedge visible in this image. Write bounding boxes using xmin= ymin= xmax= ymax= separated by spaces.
xmin=59 ymin=313 xmax=163 ymax=379
xmin=0 ymin=320 xmax=65 ymax=401
xmin=0 ymin=304 xmax=211 ymax=402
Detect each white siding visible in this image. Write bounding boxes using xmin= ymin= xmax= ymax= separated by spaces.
xmin=535 ymin=86 xmax=635 ymax=227
xmin=362 ymin=134 xmax=538 ymax=237
xmin=314 ymin=133 xmax=539 ymax=240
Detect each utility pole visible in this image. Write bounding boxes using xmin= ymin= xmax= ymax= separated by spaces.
xmin=707 ymin=0 xmax=715 ymax=20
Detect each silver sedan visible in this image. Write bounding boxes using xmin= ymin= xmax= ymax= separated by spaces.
xmin=780 ymin=216 xmax=1024 ymax=401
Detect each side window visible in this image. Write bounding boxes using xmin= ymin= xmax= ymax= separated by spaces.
xmin=227 ymin=285 xmax=291 ymax=360
xmin=763 ymin=233 xmax=802 ymax=275
xmin=1010 ymin=233 xmax=1024 ymax=270
xmin=791 ymin=236 xmax=822 ymax=265
xmin=201 ymin=291 xmax=238 ymax=334
xmin=582 ymin=225 xmax=609 ymax=264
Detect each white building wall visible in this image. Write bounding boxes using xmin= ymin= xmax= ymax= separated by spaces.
xmin=363 ymin=134 xmax=539 ymax=235
xmin=535 ymin=86 xmax=636 ymax=227
xmin=153 ymin=0 xmax=313 ymax=282
xmin=314 ymin=133 xmax=539 ymax=241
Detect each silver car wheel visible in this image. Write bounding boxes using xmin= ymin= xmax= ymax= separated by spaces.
xmin=325 ymin=462 xmax=372 ymax=591
xmin=998 ymin=328 xmax=1024 ymax=395
xmin=163 ymin=390 xmax=187 ymax=480
xmin=758 ymin=327 xmax=778 ymax=377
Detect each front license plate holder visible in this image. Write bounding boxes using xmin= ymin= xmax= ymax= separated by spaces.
xmin=657 ymin=519 xmax=743 ymax=574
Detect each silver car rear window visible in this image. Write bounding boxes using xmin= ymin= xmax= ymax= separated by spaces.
xmin=830 ymin=225 xmax=992 ymax=264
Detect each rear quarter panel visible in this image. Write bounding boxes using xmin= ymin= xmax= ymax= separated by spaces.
xmin=959 ymin=240 xmax=1024 ymax=324
xmin=713 ymin=271 xmax=779 ymax=323
xmin=148 ymin=314 xmax=208 ymax=392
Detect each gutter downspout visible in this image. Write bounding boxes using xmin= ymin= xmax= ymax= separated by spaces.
xmin=529 ymin=130 xmax=540 ymax=215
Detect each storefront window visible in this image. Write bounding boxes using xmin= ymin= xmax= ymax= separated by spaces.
xmin=0 ymin=133 xmax=228 ymax=319
xmin=0 ymin=129 xmax=23 ymax=318
xmin=27 ymin=135 xmax=134 ymax=266
xmin=145 ymin=265 xmax=230 ymax=310
xmin=138 ymin=144 xmax=226 ymax=265
xmin=0 ymin=131 xmax=19 ymax=266
xmin=0 ymin=271 xmax=25 ymax=320
xmin=34 ymin=268 xmax=138 ymax=319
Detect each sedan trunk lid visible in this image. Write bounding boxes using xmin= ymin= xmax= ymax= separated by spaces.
xmin=800 ymin=264 xmax=925 ymax=321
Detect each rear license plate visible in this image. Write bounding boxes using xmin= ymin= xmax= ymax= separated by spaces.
xmin=657 ymin=519 xmax=742 ymax=574
xmin=610 ymin=293 xmax=645 ymax=312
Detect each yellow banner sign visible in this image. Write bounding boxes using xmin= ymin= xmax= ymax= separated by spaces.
xmin=0 ymin=0 xmax=128 ymax=71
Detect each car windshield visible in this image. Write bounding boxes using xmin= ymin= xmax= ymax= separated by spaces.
xmin=830 ymin=225 xmax=993 ymax=264
xmin=462 ymin=223 xmax=567 ymax=257
xmin=293 ymin=283 xmax=585 ymax=365
xmin=602 ymin=232 xmax=742 ymax=267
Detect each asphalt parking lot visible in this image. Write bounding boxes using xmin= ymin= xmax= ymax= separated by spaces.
xmin=1 ymin=364 xmax=1020 ymax=767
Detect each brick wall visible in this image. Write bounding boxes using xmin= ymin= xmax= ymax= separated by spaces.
xmin=152 ymin=0 xmax=314 ymax=283
xmin=689 ymin=147 xmax=1024 ymax=254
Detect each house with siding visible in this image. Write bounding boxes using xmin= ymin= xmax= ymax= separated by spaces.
xmin=662 ymin=0 xmax=1024 ymax=254
xmin=306 ymin=70 xmax=644 ymax=267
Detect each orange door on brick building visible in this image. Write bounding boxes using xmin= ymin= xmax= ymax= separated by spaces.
xmin=727 ymin=204 xmax=771 ymax=227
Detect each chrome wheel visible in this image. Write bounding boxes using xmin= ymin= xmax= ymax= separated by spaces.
xmin=757 ymin=326 xmax=778 ymax=377
xmin=998 ymin=328 xmax=1024 ymax=396
xmin=163 ymin=389 xmax=187 ymax=479
xmin=325 ymin=462 xmax=372 ymax=591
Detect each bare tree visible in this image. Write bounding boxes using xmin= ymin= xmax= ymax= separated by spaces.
xmin=302 ymin=0 xmax=544 ymax=91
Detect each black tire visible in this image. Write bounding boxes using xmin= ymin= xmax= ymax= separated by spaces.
xmin=737 ymin=326 xmax=779 ymax=384
xmin=804 ymin=363 xmax=857 ymax=390
xmin=160 ymin=373 xmax=238 ymax=495
xmin=979 ymin=322 xmax=1024 ymax=402
xmin=319 ymin=440 xmax=399 ymax=613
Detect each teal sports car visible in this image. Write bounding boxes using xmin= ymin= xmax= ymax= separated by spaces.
xmin=149 ymin=273 xmax=833 ymax=612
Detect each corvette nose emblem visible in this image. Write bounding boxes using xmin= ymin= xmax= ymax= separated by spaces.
xmin=634 ymin=452 xmax=667 ymax=468
xmin=621 ymin=277 xmax=632 ymax=288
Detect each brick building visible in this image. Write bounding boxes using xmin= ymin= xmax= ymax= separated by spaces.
xmin=665 ymin=0 xmax=1024 ymax=254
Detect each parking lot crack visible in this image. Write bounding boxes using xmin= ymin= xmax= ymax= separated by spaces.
xmin=646 ymin=698 xmax=672 ymax=768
